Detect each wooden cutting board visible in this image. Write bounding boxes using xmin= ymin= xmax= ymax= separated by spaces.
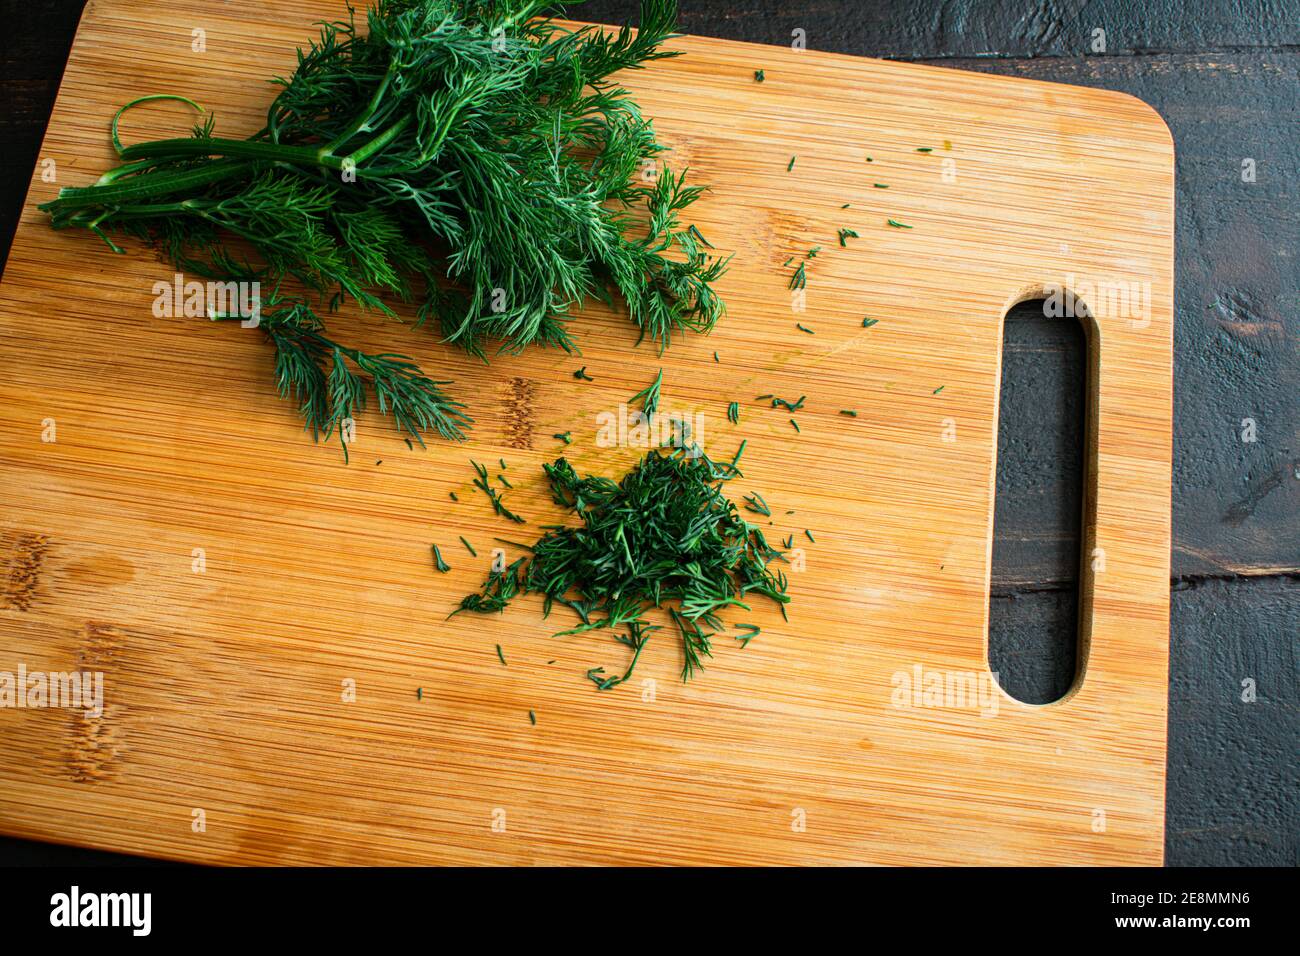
xmin=0 ymin=0 xmax=1173 ymax=865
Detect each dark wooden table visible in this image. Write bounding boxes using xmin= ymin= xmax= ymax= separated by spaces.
xmin=1 ymin=0 xmax=1295 ymax=866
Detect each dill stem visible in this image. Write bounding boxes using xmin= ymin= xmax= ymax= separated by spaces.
xmin=120 ymin=136 xmax=339 ymax=169
xmin=41 ymin=159 xmax=250 ymax=211
xmin=322 ymin=59 xmax=399 ymax=151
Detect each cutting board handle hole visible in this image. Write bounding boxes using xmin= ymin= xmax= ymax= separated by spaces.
xmin=987 ymin=297 xmax=1091 ymax=704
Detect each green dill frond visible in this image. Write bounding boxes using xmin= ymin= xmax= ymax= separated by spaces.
xmin=39 ymin=0 xmax=725 ymax=448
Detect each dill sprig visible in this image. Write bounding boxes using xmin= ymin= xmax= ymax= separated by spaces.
xmin=261 ymin=293 xmax=471 ymax=457
xmin=587 ymin=620 xmax=657 ymax=690
xmin=789 ymin=260 xmax=807 ymax=290
xmin=471 ymin=459 xmax=526 ymax=524
xmin=454 ymin=449 xmax=790 ymax=683
xmin=629 ymin=368 xmax=663 ymax=421
xmin=40 ymin=0 xmax=727 ymax=448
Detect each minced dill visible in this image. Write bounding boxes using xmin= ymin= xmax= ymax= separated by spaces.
xmin=455 ymin=449 xmax=789 ymax=684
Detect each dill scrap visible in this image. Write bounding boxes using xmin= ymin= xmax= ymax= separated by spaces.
xmin=431 ymin=544 xmax=451 ymax=573
xmin=769 ymin=395 xmax=806 ymax=412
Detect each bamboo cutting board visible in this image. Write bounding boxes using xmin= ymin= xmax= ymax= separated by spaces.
xmin=0 ymin=0 xmax=1173 ymax=865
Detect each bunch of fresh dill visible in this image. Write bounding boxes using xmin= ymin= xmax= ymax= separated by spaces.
xmin=40 ymin=0 xmax=726 ymax=450
xmin=455 ymin=447 xmax=790 ymax=684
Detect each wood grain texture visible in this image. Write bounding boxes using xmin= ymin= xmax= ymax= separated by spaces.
xmin=0 ymin=0 xmax=1173 ymax=865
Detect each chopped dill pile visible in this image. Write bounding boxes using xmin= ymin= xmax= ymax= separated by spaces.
xmin=454 ymin=449 xmax=790 ymax=683
xmin=40 ymin=0 xmax=727 ymax=452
